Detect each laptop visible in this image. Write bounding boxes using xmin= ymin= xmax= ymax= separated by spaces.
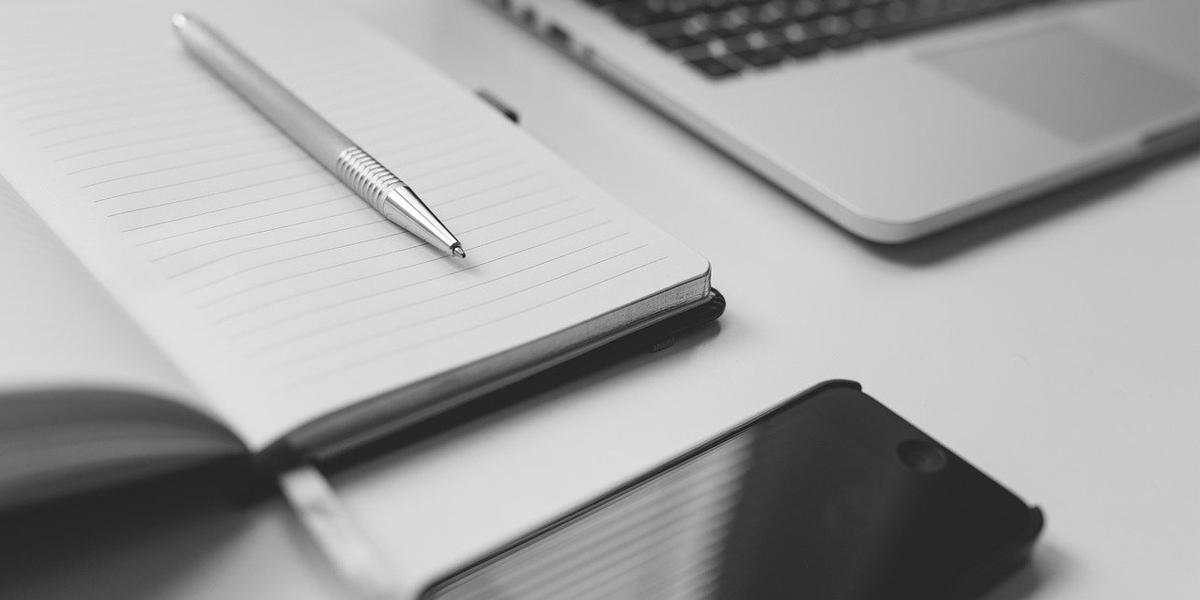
xmin=482 ymin=0 xmax=1200 ymax=242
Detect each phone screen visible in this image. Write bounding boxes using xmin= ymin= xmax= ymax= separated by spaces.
xmin=422 ymin=384 xmax=1038 ymax=600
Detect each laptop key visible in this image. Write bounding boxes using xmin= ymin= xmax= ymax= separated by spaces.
xmin=790 ymin=0 xmax=824 ymax=19
xmin=824 ymin=30 xmax=872 ymax=49
xmin=647 ymin=11 xmax=710 ymax=42
xmin=595 ymin=0 xmax=1056 ymax=78
xmin=725 ymin=30 xmax=789 ymax=67
xmin=825 ymin=0 xmax=861 ymax=13
xmin=752 ymin=1 xmax=792 ymax=28
xmin=741 ymin=47 xmax=789 ymax=67
xmin=611 ymin=1 xmax=676 ymax=27
xmin=816 ymin=14 xmax=854 ymax=36
xmin=688 ymin=56 xmax=742 ymax=77
xmin=654 ymin=32 xmax=712 ymax=50
xmin=661 ymin=0 xmax=706 ymax=18
xmin=850 ymin=6 xmax=883 ymax=28
xmin=711 ymin=6 xmax=757 ymax=37
xmin=867 ymin=0 xmax=1028 ymax=40
xmin=766 ymin=22 xmax=825 ymax=58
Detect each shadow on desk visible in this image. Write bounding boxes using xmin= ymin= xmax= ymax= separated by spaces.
xmin=855 ymin=145 xmax=1199 ymax=266
xmin=981 ymin=541 xmax=1073 ymax=600
xmin=0 ymin=462 xmax=250 ymax=600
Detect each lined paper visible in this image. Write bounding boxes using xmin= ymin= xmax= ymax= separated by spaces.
xmin=0 ymin=0 xmax=709 ymax=449
xmin=0 ymin=174 xmax=198 ymax=404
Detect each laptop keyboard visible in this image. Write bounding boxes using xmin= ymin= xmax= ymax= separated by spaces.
xmin=583 ymin=0 xmax=1069 ymax=79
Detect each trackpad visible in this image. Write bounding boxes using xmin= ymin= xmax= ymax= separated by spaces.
xmin=921 ymin=26 xmax=1199 ymax=144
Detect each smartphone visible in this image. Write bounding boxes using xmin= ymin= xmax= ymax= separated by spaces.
xmin=422 ymin=380 xmax=1043 ymax=600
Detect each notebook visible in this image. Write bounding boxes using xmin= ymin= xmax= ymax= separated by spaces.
xmin=0 ymin=0 xmax=716 ymax=511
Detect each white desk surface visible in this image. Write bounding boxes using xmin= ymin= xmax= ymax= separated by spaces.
xmin=5 ymin=1 xmax=1197 ymax=599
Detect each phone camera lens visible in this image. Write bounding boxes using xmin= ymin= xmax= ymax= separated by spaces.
xmin=897 ymin=439 xmax=948 ymax=474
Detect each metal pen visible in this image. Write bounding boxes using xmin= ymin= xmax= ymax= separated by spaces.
xmin=172 ymin=13 xmax=465 ymax=258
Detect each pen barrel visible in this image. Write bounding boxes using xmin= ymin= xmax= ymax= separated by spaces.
xmin=174 ymin=14 xmax=351 ymax=170
xmin=174 ymin=13 xmax=463 ymax=256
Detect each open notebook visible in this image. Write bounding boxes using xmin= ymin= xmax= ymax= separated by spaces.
xmin=0 ymin=0 xmax=715 ymax=510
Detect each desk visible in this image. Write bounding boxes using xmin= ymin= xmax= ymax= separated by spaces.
xmin=4 ymin=1 xmax=1197 ymax=599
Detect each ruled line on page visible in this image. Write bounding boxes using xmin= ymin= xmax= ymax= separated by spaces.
xmin=95 ymin=155 xmax=313 ymax=202
xmin=131 ymin=176 xmax=524 ymax=283
xmin=47 ymin=110 xmax=260 ymax=151
xmin=66 ymin=133 xmax=277 ymax=175
xmin=0 ymin=46 xmax=150 ymax=73
xmin=0 ymin=54 xmax=154 ymax=80
xmin=40 ymin=109 xmax=251 ymax=151
xmin=384 ymin=142 xmax=509 ymax=174
xmin=121 ymin=180 xmax=343 ymax=232
xmin=130 ymin=168 xmax=549 ymax=279
xmin=165 ymin=219 xmax=391 ymax=281
xmin=300 ymin=82 xmax=431 ymax=119
xmin=33 ymin=103 xmax=240 ymax=145
xmin=0 ymin=15 xmax=146 ymax=41
xmin=182 ymin=228 xmax=408 ymax=295
xmin=208 ymin=194 xmax=580 ymax=325
xmin=0 ymin=63 xmax=192 ymax=98
xmin=231 ymin=211 xmax=603 ymax=345
xmin=19 ymin=87 xmax=224 ymax=128
xmin=104 ymin=173 xmax=325 ymax=221
xmin=301 ymin=256 xmax=669 ymax=387
xmin=281 ymin=252 xmax=667 ymax=387
xmin=204 ymin=239 xmax=436 ymax=312
xmin=4 ymin=64 xmax=199 ymax=105
xmin=0 ymin=48 xmax=176 ymax=73
xmin=413 ymin=158 xmax=530 ymax=193
xmin=444 ymin=181 xmax=563 ymax=221
xmin=190 ymin=184 xmax=568 ymax=309
xmin=106 ymin=168 xmax=329 ymax=218
xmin=262 ymin=235 xmax=643 ymax=371
xmin=350 ymin=113 xmax=470 ymax=149
xmin=124 ymin=147 xmax=527 ymax=265
xmin=55 ymin=120 xmax=273 ymax=162
xmin=0 ymin=70 xmax=201 ymax=105
xmin=82 ymin=141 xmax=296 ymax=189
xmin=133 ymin=192 xmax=354 ymax=246
xmin=150 ymin=206 xmax=373 ymax=262
xmin=239 ymin=216 xmax=611 ymax=352
xmin=72 ymin=118 xmax=479 ymax=184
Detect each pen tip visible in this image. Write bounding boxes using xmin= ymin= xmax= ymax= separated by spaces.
xmin=172 ymin=13 xmax=190 ymax=30
xmin=452 ymin=245 xmax=466 ymax=259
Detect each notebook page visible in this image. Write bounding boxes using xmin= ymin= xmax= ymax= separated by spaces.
xmin=0 ymin=0 xmax=709 ymax=450
xmin=0 ymin=174 xmax=199 ymax=405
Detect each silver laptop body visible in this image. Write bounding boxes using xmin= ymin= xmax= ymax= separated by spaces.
xmin=484 ymin=0 xmax=1200 ymax=242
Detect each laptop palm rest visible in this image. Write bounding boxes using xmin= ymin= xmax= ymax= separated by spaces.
xmin=920 ymin=26 xmax=1200 ymax=145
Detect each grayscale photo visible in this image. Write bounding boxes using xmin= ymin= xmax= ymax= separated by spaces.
xmin=0 ymin=1 xmax=1195 ymax=599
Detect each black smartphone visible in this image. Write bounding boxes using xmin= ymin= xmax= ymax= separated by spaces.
xmin=421 ymin=380 xmax=1043 ymax=600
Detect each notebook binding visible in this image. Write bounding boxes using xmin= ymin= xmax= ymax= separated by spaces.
xmin=335 ymin=147 xmax=402 ymax=212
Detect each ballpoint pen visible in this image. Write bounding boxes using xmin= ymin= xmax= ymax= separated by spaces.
xmin=172 ymin=13 xmax=466 ymax=258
